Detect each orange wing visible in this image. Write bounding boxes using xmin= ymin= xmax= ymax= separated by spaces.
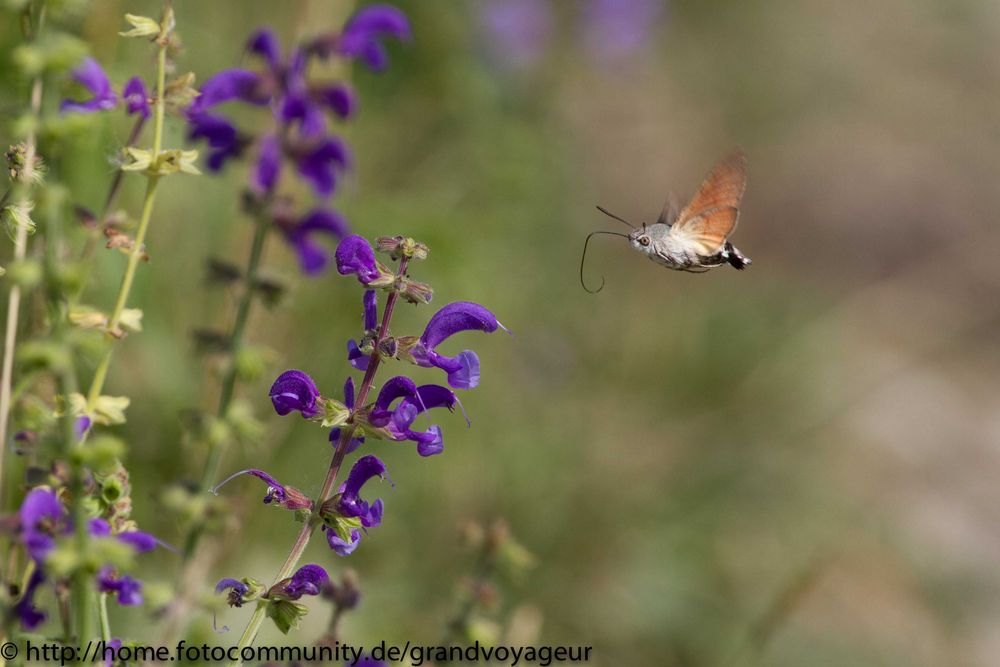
xmin=669 ymin=151 xmax=747 ymax=254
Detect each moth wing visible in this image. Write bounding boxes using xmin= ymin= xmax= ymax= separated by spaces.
xmin=669 ymin=206 xmax=739 ymax=255
xmin=656 ymin=192 xmax=681 ymax=226
xmin=669 ymin=151 xmax=747 ymax=254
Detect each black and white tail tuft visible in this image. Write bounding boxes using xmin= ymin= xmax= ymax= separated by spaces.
xmin=724 ymin=241 xmax=751 ymax=270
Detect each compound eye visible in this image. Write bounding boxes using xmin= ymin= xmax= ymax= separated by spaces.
xmin=639 ymin=237 xmax=650 ymax=247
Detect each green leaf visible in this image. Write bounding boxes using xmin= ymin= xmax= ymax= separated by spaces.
xmin=265 ymin=600 xmax=308 ymax=635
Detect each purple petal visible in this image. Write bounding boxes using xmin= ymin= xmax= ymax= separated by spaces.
xmin=286 ymin=208 xmax=350 ymax=275
xmin=338 ymin=4 xmax=412 ymax=71
xmin=253 ymin=134 xmax=282 ymax=194
xmin=117 ymin=530 xmax=157 ymax=553
xmin=363 ymin=290 xmax=378 ymax=331
xmin=347 ymin=339 xmax=371 ymax=371
xmin=374 ymin=376 xmax=419 ymax=413
xmin=420 ymin=302 xmax=501 ymax=349
xmin=60 ymin=57 xmax=117 ymax=114
xmin=74 ymin=415 xmax=92 ymax=441
xmin=414 ymin=425 xmax=444 ymax=457
xmin=122 ymin=77 xmax=150 ymax=118
xmin=187 ymin=112 xmax=246 ymax=171
xmin=365 ymin=498 xmax=384 ymax=528
xmin=279 ymin=92 xmax=327 ymax=138
xmin=326 ymin=527 xmax=361 ymax=556
xmin=289 ymin=235 xmax=329 ymax=275
xmin=445 ymin=350 xmax=480 ymax=390
xmin=19 ymin=489 xmax=64 ymax=562
xmin=343 ymin=376 xmax=355 ymax=410
xmin=15 ymin=568 xmax=47 ymax=629
xmin=286 ymin=564 xmax=329 ymax=599
xmin=296 ymin=136 xmax=350 ymax=198
xmin=335 ymin=235 xmax=379 ymax=285
xmin=190 ymin=69 xmax=266 ymax=113
xmin=340 ymin=455 xmax=388 ymax=518
xmin=269 ymin=369 xmax=320 ymax=418
xmin=314 ymin=83 xmax=355 ymax=119
xmin=247 ymin=28 xmax=282 ymax=69
xmin=215 ymin=578 xmax=248 ymax=595
xmin=88 ymin=517 xmax=111 ymax=537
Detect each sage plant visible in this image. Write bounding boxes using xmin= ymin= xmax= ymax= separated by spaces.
xmin=211 ymin=233 xmax=507 ymax=655
xmin=1 ymin=1 xmax=201 ymax=652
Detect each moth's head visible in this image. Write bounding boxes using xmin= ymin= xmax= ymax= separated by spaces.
xmin=628 ymin=224 xmax=652 ymax=252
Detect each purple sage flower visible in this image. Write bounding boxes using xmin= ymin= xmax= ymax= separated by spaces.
xmin=335 ymin=4 xmax=412 ymax=71
xmin=278 ymin=564 xmax=329 ymax=600
xmin=60 ymin=57 xmax=117 ymax=114
xmin=122 ymin=77 xmax=150 ymax=118
xmin=479 ymin=0 xmax=554 ymax=71
xmin=335 ymin=235 xmax=382 ymax=285
xmin=323 ymin=455 xmax=389 ymax=556
xmin=97 ymin=568 xmax=144 ymax=606
xmin=347 ymin=290 xmax=379 ymax=370
xmin=216 ymin=578 xmax=251 ymax=607
xmin=211 ymin=468 xmax=313 ymax=511
xmin=581 ymin=0 xmax=665 ymax=66
xmin=269 ymin=369 xmax=321 ymax=418
xmin=14 ymin=569 xmax=47 ymax=629
xmin=411 ymin=302 xmax=508 ymax=389
xmin=281 ymin=208 xmax=350 ymax=275
xmin=19 ymin=488 xmax=65 ymax=562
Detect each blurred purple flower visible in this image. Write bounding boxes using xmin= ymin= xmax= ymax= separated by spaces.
xmin=581 ymin=0 xmax=665 ymax=65
xmin=14 ymin=569 xmax=47 ymax=629
xmin=122 ymin=77 xmax=151 ymax=118
xmin=60 ymin=57 xmax=117 ymax=114
xmin=97 ymin=568 xmax=144 ymax=606
xmin=335 ymin=4 xmax=412 ymax=71
xmin=277 ymin=207 xmax=350 ymax=275
xmin=479 ymin=0 xmax=553 ymax=71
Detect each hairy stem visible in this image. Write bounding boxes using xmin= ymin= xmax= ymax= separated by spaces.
xmin=84 ymin=38 xmax=168 ymax=412
xmin=228 ymin=258 xmax=409 ymax=666
xmin=0 ymin=2 xmax=46 ymax=507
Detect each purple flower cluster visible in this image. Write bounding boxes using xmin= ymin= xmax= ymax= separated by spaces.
xmin=60 ymin=57 xmax=151 ymax=119
xmin=14 ymin=489 xmax=159 ymax=629
xmin=186 ymin=5 xmax=410 ymax=275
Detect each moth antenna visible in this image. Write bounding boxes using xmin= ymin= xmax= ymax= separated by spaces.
xmin=580 ymin=230 xmax=629 ymax=294
xmin=595 ymin=205 xmax=636 ymax=230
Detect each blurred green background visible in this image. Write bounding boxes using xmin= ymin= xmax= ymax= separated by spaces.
xmin=6 ymin=0 xmax=1000 ymax=665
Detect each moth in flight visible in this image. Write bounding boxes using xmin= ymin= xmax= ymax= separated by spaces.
xmin=581 ymin=151 xmax=751 ymax=293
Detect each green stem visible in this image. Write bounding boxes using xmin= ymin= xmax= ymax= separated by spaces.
xmin=228 ymin=258 xmax=409 ymax=666
xmin=98 ymin=593 xmax=111 ymax=643
xmin=0 ymin=1 xmax=46 ymax=509
xmin=83 ymin=35 xmax=168 ymax=412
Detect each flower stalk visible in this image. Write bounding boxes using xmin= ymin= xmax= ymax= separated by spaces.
xmin=227 ymin=256 xmax=409 ymax=665
xmin=84 ymin=26 xmax=169 ymax=414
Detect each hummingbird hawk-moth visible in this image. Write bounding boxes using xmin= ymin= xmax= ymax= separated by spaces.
xmin=580 ymin=150 xmax=751 ymax=293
